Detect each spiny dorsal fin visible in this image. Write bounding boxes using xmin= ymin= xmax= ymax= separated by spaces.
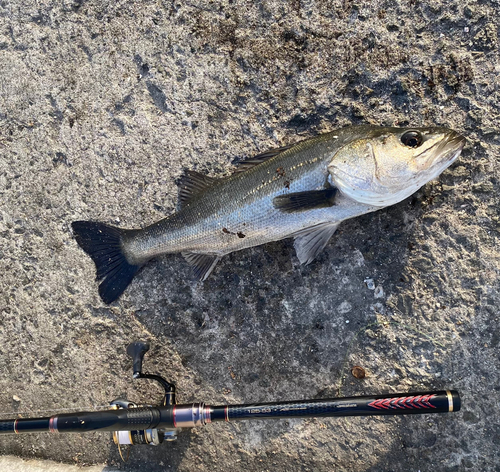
xmin=178 ymin=170 xmax=219 ymax=209
xmin=293 ymin=223 xmax=339 ymax=265
xmin=273 ymin=187 xmax=337 ymax=213
xmin=232 ymin=144 xmax=294 ymax=174
xmin=182 ymin=252 xmax=221 ymax=281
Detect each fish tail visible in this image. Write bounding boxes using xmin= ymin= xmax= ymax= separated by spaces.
xmin=71 ymin=221 xmax=140 ymax=304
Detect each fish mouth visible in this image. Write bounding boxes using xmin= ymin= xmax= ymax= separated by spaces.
xmin=421 ymin=130 xmax=466 ymax=177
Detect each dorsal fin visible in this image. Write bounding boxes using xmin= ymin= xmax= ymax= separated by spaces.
xmin=232 ymin=144 xmax=294 ymax=174
xmin=178 ymin=170 xmax=219 ymax=209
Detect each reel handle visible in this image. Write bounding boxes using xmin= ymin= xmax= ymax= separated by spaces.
xmin=126 ymin=341 xmax=150 ymax=378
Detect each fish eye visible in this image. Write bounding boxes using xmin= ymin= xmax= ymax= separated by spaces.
xmin=401 ymin=131 xmax=423 ymax=148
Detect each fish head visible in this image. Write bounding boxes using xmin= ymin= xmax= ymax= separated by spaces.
xmin=328 ymin=126 xmax=466 ymax=206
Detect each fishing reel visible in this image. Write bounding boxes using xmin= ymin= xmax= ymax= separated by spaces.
xmin=111 ymin=342 xmax=178 ymax=447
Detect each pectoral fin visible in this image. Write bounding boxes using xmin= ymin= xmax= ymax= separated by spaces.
xmin=273 ymin=187 xmax=337 ymax=213
xmin=293 ymin=223 xmax=339 ymax=265
xmin=182 ymin=252 xmax=221 ymax=281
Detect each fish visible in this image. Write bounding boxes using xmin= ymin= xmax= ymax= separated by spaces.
xmin=72 ymin=125 xmax=466 ymax=304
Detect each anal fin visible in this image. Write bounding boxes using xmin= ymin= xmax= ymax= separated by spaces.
xmin=273 ymin=187 xmax=337 ymax=213
xmin=182 ymin=252 xmax=221 ymax=281
xmin=293 ymin=223 xmax=339 ymax=265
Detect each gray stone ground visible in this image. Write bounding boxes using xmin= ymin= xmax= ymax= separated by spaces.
xmin=0 ymin=455 xmax=116 ymax=472
xmin=0 ymin=0 xmax=499 ymax=471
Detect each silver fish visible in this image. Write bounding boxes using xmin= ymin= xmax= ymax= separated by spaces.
xmin=72 ymin=125 xmax=466 ymax=303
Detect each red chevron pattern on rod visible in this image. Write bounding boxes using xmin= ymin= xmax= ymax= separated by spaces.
xmin=367 ymin=394 xmax=437 ymax=410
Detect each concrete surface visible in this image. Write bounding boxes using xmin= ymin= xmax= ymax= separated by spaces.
xmin=0 ymin=0 xmax=499 ymax=471
xmin=0 ymin=455 xmax=116 ymax=472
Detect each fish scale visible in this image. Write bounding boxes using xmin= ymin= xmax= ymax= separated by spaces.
xmin=125 ymin=133 xmax=347 ymax=258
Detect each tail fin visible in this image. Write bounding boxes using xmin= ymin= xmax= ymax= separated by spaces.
xmin=71 ymin=221 xmax=140 ymax=304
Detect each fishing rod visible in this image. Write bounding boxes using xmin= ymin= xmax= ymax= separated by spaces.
xmin=0 ymin=342 xmax=461 ymax=449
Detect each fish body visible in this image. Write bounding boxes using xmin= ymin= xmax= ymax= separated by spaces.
xmin=72 ymin=125 xmax=465 ymax=303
